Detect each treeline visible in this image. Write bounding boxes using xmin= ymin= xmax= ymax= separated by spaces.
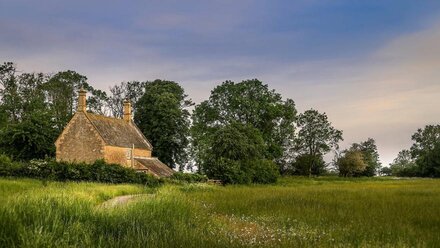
xmin=384 ymin=125 xmax=440 ymax=178
xmin=1 ymin=62 xmax=439 ymax=183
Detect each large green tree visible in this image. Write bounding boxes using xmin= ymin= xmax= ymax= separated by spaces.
xmin=389 ymin=149 xmax=418 ymax=176
xmin=349 ymin=138 xmax=381 ymax=176
xmin=0 ymin=62 xmax=57 ymax=159
xmin=295 ymin=109 xmax=343 ymax=176
xmin=43 ymin=70 xmax=87 ymax=131
xmin=410 ymin=125 xmax=440 ymax=177
xmin=204 ymin=122 xmax=278 ymax=184
xmin=336 ymin=150 xmax=367 ymax=177
xmin=134 ymin=80 xmax=192 ymax=170
xmin=192 ymin=79 xmax=297 ymax=172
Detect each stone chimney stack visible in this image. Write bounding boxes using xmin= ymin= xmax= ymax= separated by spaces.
xmin=78 ymin=87 xmax=87 ymax=112
xmin=123 ymin=99 xmax=132 ymax=122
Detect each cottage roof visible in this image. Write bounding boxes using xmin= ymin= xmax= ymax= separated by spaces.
xmin=85 ymin=113 xmax=152 ymax=149
xmin=134 ymin=158 xmax=174 ymax=177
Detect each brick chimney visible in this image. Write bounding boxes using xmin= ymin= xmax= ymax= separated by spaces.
xmin=78 ymin=87 xmax=87 ymax=112
xmin=123 ymin=99 xmax=132 ymax=122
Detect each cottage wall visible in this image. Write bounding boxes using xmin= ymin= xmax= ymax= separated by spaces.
xmin=103 ymin=146 xmax=128 ymax=166
xmin=134 ymin=148 xmax=152 ymax=158
xmin=56 ymin=112 xmax=105 ymax=163
xmin=103 ymin=146 xmax=152 ymax=167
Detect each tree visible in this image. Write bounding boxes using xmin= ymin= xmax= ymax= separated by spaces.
xmin=0 ymin=62 xmax=57 ymax=159
xmin=336 ymin=150 xmax=367 ymax=177
xmin=410 ymin=125 xmax=440 ymax=177
xmin=379 ymin=167 xmax=392 ymax=176
xmin=204 ymin=122 xmax=278 ymax=184
xmin=191 ymin=79 xmax=297 ymax=172
xmin=291 ymin=154 xmax=326 ymax=176
xmin=349 ymin=138 xmax=381 ymax=176
xmin=134 ymin=80 xmax=192 ymax=170
xmin=108 ymin=81 xmax=145 ymax=118
xmin=43 ymin=70 xmax=87 ymax=131
xmin=389 ymin=150 xmax=418 ymax=176
xmin=295 ymin=109 xmax=343 ymax=176
xmin=0 ymin=110 xmax=57 ymax=160
xmin=84 ymin=85 xmax=109 ymax=115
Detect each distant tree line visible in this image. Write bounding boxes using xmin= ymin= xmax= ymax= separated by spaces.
xmin=387 ymin=125 xmax=440 ymax=177
xmin=1 ymin=62 xmax=438 ymax=183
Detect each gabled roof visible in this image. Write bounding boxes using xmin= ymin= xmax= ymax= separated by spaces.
xmin=85 ymin=113 xmax=152 ymax=150
xmin=135 ymin=158 xmax=174 ymax=177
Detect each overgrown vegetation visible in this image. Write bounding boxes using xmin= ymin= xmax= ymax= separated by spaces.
xmin=170 ymin=172 xmax=208 ymax=183
xmin=1 ymin=177 xmax=439 ymax=247
xmin=390 ymin=125 xmax=440 ymax=177
xmin=0 ymin=155 xmax=161 ymax=186
xmin=1 ymin=61 xmax=440 ymax=182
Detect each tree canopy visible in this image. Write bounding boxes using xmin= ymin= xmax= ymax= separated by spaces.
xmin=203 ymin=122 xmax=278 ymax=184
xmin=294 ymin=109 xmax=343 ymax=176
xmin=191 ymin=79 xmax=297 ymax=172
xmin=134 ymin=80 xmax=192 ymax=170
xmin=410 ymin=125 xmax=440 ymax=177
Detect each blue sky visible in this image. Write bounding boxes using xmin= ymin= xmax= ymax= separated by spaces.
xmin=1 ymin=0 xmax=440 ymax=165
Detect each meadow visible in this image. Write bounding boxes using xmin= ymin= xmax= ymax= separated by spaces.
xmin=0 ymin=177 xmax=439 ymax=247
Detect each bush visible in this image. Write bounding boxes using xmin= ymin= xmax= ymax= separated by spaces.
xmin=291 ymin=154 xmax=326 ymax=176
xmin=171 ymin=172 xmax=208 ymax=183
xmin=201 ymin=123 xmax=279 ymax=184
xmin=0 ymin=157 xmax=162 ymax=187
xmin=247 ymin=159 xmax=279 ymax=184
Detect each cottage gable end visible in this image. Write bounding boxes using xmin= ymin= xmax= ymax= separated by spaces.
xmin=56 ymin=112 xmax=106 ymax=163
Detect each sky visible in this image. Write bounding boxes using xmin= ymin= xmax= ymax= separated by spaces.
xmin=1 ymin=0 xmax=440 ymax=166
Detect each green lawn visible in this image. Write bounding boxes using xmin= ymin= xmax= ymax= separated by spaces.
xmin=1 ymin=177 xmax=439 ymax=247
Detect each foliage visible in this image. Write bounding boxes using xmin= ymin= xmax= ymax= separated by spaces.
xmin=83 ymin=84 xmax=109 ymax=115
xmin=108 ymin=81 xmax=146 ymax=118
xmin=349 ymin=138 xmax=381 ymax=176
xmin=295 ymin=109 xmax=343 ymax=176
xmin=191 ymin=79 xmax=297 ymax=172
xmin=244 ymin=159 xmax=279 ymax=184
xmin=410 ymin=125 xmax=440 ymax=177
xmin=202 ymin=123 xmax=279 ymax=184
xmin=170 ymin=172 xmax=208 ymax=183
xmin=43 ymin=70 xmax=88 ymax=131
xmin=0 ymin=111 xmax=58 ymax=160
xmin=336 ymin=150 xmax=367 ymax=177
xmin=0 ymin=157 xmax=161 ymax=186
xmin=291 ymin=154 xmax=326 ymax=176
xmin=135 ymin=80 xmax=192 ymax=170
xmin=379 ymin=167 xmax=392 ymax=176
xmin=389 ymin=149 xmax=418 ymax=177
xmin=0 ymin=62 xmax=57 ymax=159
xmin=0 ymin=63 xmax=110 ymax=160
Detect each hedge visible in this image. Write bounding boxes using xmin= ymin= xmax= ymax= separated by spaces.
xmin=0 ymin=155 xmax=162 ymax=187
xmin=170 ymin=172 xmax=208 ymax=183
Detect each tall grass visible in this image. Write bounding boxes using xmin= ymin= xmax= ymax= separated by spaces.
xmin=1 ymin=177 xmax=439 ymax=247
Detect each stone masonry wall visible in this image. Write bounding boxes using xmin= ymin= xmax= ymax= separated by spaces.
xmin=56 ymin=112 xmax=105 ymax=163
xmin=103 ymin=146 xmax=152 ymax=167
xmin=104 ymin=146 xmax=128 ymax=166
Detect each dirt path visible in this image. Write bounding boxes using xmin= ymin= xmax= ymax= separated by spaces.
xmin=99 ymin=194 xmax=153 ymax=208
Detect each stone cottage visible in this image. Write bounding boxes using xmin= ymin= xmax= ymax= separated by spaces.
xmin=55 ymin=88 xmax=174 ymax=177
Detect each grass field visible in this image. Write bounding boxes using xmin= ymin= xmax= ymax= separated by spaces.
xmin=0 ymin=177 xmax=439 ymax=247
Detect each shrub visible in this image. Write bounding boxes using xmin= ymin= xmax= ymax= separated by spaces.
xmin=291 ymin=154 xmax=326 ymax=176
xmin=201 ymin=123 xmax=279 ymax=184
xmin=0 ymin=157 xmax=162 ymax=187
xmin=171 ymin=172 xmax=208 ymax=183
xmin=0 ymin=154 xmax=19 ymax=176
xmin=246 ymin=159 xmax=279 ymax=184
